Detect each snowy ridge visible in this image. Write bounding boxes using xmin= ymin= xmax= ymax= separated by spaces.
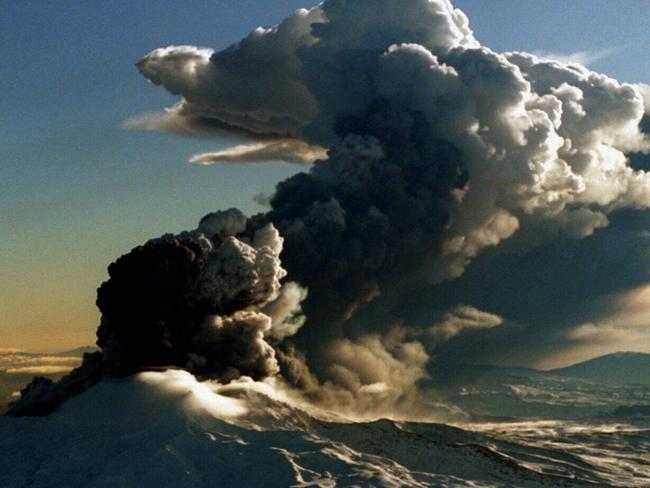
xmin=428 ymin=357 xmax=650 ymax=420
xmin=549 ymin=353 xmax=650 ymax=385
xmin=2 ymin=370 xmax=649 ymax=487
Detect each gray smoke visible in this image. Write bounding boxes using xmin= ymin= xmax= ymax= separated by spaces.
xmin=133 ymin=0 xmax=650 ymax=413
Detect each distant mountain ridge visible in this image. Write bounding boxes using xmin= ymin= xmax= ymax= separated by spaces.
xmin=54 ymin=346 xmax=98 ymax=357
xmin=549 ymin=352 xmax=650 ymax=385
xmin=425 ymin=352 xmax=650 ymax=420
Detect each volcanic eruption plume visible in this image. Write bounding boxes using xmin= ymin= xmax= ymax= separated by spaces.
xmin=10 ymin=0 xmax=650 ymax=417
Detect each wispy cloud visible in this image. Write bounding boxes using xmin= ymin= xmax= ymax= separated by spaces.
xmin=189 ymin=140 xmax=328 ymax=166
xmin=0 ymin=351 xmax=83 ymax=376
xmin=0 ymin=348 xmax=26 ymax=354
xmin=6 ymin=366 xmax=78 ymax=375
xmin=429 ymin=305 xmax=503 ymax=347
xmin=533 ymin=47 xmax=617 ymax=67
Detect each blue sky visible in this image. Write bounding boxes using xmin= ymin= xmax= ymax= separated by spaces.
xmin=2 ymin=0 xmax=650 ymax=351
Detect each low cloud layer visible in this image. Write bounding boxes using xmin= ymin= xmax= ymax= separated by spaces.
xmin=0 ymin=351 xmax=82 ymax=376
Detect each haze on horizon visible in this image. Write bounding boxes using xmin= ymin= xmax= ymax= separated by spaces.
xmin=3 ymin=0 xmax=650 ymax=372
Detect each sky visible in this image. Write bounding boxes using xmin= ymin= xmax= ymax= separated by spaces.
xmin=2 ymin=0 xmax=650 ymax=365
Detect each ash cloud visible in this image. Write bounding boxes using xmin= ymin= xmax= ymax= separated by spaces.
xmin=96 ymin=209 xmax=304 ymax=380
xmin=12 ymin=0 xmax=650 ymax=416
xmin=9 ymin=211 xmax=307 ymax=415
xmin=137 ymin=0 xmax=650 ymax=291
xmin=429 ymin=305 xmax=502 ymax=347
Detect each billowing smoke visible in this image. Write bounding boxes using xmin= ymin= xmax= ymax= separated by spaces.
xmin=9 ymin=211 xmax=306 ymax=415
xmin=428 ymin=305 xmax=503 ymax=347
xmin=10 ymin=0 xmax=650 ymax=417
xmin=97 ymin=208 xmax=307 ymax=381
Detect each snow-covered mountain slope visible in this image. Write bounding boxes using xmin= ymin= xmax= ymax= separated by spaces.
xmin=2 ymin=370 xmax=649 ymax=487
xmin=425 ymin=356 xmax=650 ymax=420
xmin=549 ymin=353 xmax=650 ymax=385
